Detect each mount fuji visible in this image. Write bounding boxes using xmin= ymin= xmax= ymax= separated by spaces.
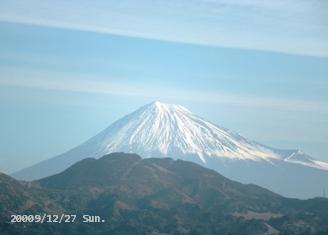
xmin=13 ymin=101 xmax=328 ymax=198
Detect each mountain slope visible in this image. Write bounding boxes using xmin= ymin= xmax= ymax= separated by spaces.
xmin=12 ymin=101 xmax=328 ymax=198
xmin=3 ymin=153 xmax=328 ymax=235
xmin=0 ymin=173 xmax=62 ymax=215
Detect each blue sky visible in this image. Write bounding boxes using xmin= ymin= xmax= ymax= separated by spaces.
xmin=0 ymin=0 xmax=327 ymax=173
xmin=1 ymin=0 xmax=327 ymax=56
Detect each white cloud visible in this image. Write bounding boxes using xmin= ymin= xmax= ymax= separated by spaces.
xmin=0 ymin=67 xmax=327 ymax=113
xmin=0 ymin=0 xmax=327 ymax=56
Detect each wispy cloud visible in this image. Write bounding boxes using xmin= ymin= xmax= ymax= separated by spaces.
xmin=0 ymin=0 xmax=327 ymax=57
xmin=0 ymin=67 xmax=327 ymax=113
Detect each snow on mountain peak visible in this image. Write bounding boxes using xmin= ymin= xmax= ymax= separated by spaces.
xmin=78 ymin=101 xmax=281 ymax=163
xmin=148 ymin=101 xmax=192 ymax=115
xmin=283 ymin=149 xmax=328 ymax=170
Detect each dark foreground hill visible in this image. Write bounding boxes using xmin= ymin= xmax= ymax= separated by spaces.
xmin=1 ymin=153 xmax=328 ymax=235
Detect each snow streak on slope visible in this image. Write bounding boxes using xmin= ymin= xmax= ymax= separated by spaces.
xmin=78 ymin=101 xmax=281 ymax=163
xmin=283 ymin=149 xmax=328 ymax=171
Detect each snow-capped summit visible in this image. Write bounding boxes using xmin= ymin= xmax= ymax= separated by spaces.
xmin=83 ymin=100 xmax=280 ymax=163
xmin=13 ymin=101 xmax=328 ymax=199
